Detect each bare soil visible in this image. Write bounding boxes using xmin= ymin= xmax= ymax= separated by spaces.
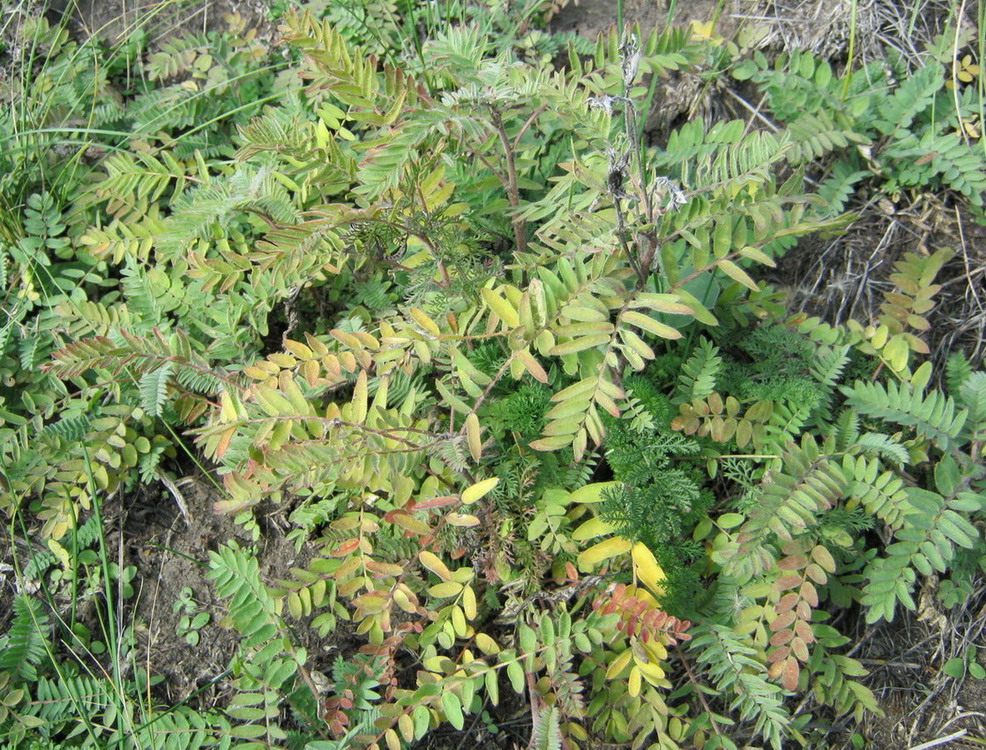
xmin=67 ymin=0 xmax=273 ymax=43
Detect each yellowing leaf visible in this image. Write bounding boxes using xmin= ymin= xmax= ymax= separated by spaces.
xmin=738 ymin=246 xmax=777 ymax=268
xmin=517 ymin=349 xmax=548 ymax=383
xmin=465 ymin=413 xmax=482 ymax=461
xmin=717 ymin=259 xmax=760 ymax=292
xmin=632 ymin=542 xmax=667 ymax=598
xmin=621 ymin=310 xmax=682 ymax=340
xmin=578 ymin=536 xmax=633 ymax=569
xmin=632 ymin=293 xmax=694 ymax=315
xmin=605 ymin=647 xmax=633 ymax=679
xmin=429 ymin=581 xmax=464 ymax=598
xmin=475 ymin=633 xmax=500 ymax=655
xmin=572 ymin=516 xmax=617 ymax=541
xmin=462 ymin=477 xmax=499 ymax=505
xmin=419 ymin=550 xmax=452 ymax=581
xmin=284 ymin=339 xmax=314 ymax=360
xmin=549 ymin=333 xmax=612 ymax=355
xmin=628 ymin=665 xmax=642 ymax=697
xmin=447 ymin=513 xmax=481 ymax=527
xmin=351 ymin=370 xmax=367 ymax=422
xmin=570 ymin=481 xmax=622 ymax=504
xmin=481 ymin=288 xmax=520 ymax=328
xmin=462 ymin=585 xmax=477 ymax=620
xmin=529 ymin=435 xmax=572 ymax=451
xmin=410 ymin=307 xmax=441 ymax=337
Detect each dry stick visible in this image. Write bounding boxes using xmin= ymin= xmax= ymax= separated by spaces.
xmin=908 ymin=730 xmax=968 ymax=750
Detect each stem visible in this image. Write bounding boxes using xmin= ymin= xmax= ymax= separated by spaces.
xmin=675 ymin=644 xmax=726 ymax=740
xmin=490 ymin=108 xmax=527 ymax=253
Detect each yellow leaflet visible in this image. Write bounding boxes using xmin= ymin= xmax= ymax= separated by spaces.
xmin=549 ymin=333 xmax=612 ymax=356
xmin=631 ymin=542 xmax=667 ymax=598
xmin=605 ymin=647 xmax=633 ymax=679
xmin=551 ymin=377 xmax=598 ymax=402
xmin=419 ymin=550 xmax=452 ymax=581
xmin=475 ymin=633 xmax=499 ymax=655
xmin=481 ymin=288 xmax=520 ymax=328
xmin=738 ymin=245 xmax=777 ymax=268
xmin=410 ymin=308 xmax=441 ymax=337
xmin=465 ymin=412 xmax=482 ymax=461
xmin=628 ymin=666 xmax=643 ymax=697
xmin=717 ymin=260 xmax=760 ymax=292
xmin=570 ymin=481 xmax=622 ymax=504
xmin=429 ymin=581 xmax=463 ymax=598
xmin=572 ymin=516 xmax=617 ymax=541
xmin=621 ymin=310 xmax=682 ymax=340
xmin=352 ymin=370 xmax=368 ymax=422
xmin=461 ymin=477 xmax=499 ymax=505
xmin=632 ymin=293 xmax=694 ymax=315
xmin=331 ymin=328 xmax=363 ymax=349
xmin=578 ymin=536 xmax=632 ymax=568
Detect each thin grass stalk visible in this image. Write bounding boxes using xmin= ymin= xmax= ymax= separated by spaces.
xmin=841 ymin=0 xmax=859 ymax=100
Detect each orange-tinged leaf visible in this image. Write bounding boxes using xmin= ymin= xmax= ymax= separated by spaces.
xmin=517 ymin=349 xmax=548 ymax=383
xmin=412 ymin=495 xmax=458 ymax=510
xmin=783 ymin=657 xmax=800 ymax=690
xmin=329 ymin=538 xmax=361 ymax=557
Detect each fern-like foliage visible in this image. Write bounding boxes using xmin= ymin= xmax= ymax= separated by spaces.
xmin=842 ymin=454 xmax=912 ymax=529
xmin=841 ymin=379 xmax=967 ymax=450
xmin=959 ymin=371 xmax=986 ymax=441
xmin=689 ymin=623 xmax=790 ymax=750
xmin=139 ymin=362 xmax=174 ymax=418
xmin=726 ymin=434 xmax=849 ymax=581
xmin=207 ymin=543 xmax=281 ymax=647
xmin=675 ymin=337 xmax=721 ymax=403
xmin=530 ymin=706 xmax=563 ymax=750
xmin=0 ymin=595 xmax=49 ymax=680
xmin=861 ymin=484 xmax=981 ymax=623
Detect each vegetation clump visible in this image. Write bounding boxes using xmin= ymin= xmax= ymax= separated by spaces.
xmin=1 ymin=1 xmax=984 ymax=748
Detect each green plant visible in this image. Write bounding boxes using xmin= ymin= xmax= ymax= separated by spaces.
xmin=173 ymin=587 xmax=212 ymax=647
xmin=942 ymin=644 xmax=986 ymax=680
xmin=732 ymin=38 xmax=986 ymax=213
xmin=5 ymin=3 xmax=986 ymax=749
